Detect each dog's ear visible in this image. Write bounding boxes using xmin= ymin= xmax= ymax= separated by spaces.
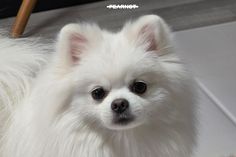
xmin=123 ymin=15 xmax=172 ymax=54
xmin=56 ymin=23 xmax=101 ymax=67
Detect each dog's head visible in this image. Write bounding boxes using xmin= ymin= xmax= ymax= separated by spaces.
xmin=54 ymin=15 xmax=193 ymax=131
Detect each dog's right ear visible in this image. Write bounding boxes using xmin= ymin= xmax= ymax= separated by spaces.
xmin=56 ymin=23 xmax=101 ymax=68
xmin=123 ymin=15 xmax=172 ymax=55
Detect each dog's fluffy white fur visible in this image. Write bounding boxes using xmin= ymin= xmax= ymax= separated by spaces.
xmin=0 ymin=15 xmax=197 ymax=157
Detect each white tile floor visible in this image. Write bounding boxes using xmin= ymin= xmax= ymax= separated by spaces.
xmin=175 ymin=22 xmax=236 ymax=157
xmin=1 ymin=9 xmax=236 ymax=157
xmin=193 ymin=90 xmax=236 ymax=157
xmin=175 ymin=22 xmax=236 ymax=120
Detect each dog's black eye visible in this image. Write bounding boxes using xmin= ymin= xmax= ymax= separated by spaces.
xmin=91 ymin=87 xmax=106 ymax=100
xmin=130 ymin=81 xmax=147 ymax=94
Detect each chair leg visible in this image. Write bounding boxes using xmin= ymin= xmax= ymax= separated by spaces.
xmin=11 ymin=0 xmax=38 ymax=38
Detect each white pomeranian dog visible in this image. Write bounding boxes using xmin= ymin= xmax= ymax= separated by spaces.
xmin=0 ymin=15 xmax=196 ymax=157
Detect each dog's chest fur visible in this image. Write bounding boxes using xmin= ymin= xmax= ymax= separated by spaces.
xmin=34 ymin=125 xmax=191 ymax=157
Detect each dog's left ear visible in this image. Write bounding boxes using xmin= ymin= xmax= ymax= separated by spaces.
xmin=123 ymin=15 xmax=172 ymax=54
xmin=56 ymin=23 xmax=101 ymax=68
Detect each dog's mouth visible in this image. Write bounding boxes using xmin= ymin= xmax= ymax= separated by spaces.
xmin=104 ymin=112 xmax=141 ymax=130
xmin=113 ymin=113 xmax=135 ymax=125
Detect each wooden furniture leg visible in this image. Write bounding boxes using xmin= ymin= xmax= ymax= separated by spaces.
xmin=11 ymin=0 xmax=38 ymax=38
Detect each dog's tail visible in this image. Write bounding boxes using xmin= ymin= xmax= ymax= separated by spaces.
xmin=0 ymin=34 xmax=50 ymax=124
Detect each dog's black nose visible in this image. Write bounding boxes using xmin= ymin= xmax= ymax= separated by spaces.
xmin=111 ymin=98 xmax=129 ymax=113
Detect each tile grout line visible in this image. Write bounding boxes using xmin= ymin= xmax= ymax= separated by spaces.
xmin=195 ymin=78 xmax=236 ymax=126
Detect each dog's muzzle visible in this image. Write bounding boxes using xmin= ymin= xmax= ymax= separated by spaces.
xmin=111 ymin=98 xmax=134 ymax=125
